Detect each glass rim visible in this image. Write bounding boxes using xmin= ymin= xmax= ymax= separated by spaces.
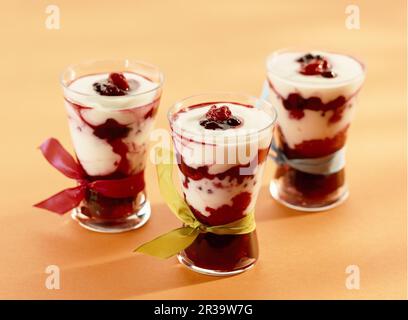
xmin=60 ymin=58 xmax=164 ymax=98
xmin=167 ymin=92 xmax=277 ymax=141
xmin=266 ymin=47 xmax=366 ymax=88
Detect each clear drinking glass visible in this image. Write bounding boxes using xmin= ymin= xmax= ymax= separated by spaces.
xmin=168 ymin=93 xmax=276 ymax=275
xmin=60 ymin=59 xmax=163 ymax=232
xmin=265 ymin=49 xmax=365 ymax=211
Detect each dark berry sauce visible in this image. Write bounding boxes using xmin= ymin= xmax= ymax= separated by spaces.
xmin=267 ymin=80 xmax=354 ymax=122
xmin=275 ymin=165 xmax=345 ymax=203
xmin=282 ymin=93 xmax=347 ymax=121
xmin=183 ymin=231 xmax=258 ymax=272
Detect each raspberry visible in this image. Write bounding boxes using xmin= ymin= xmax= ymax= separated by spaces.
xmin=300 ymin=60 xmax=325 ymax=75
xmin=108 ymin=72 xmax=130 ymax=91
xmin=297 ymin=54 xmax=337 ymax=78
xmin=205 ymin=105 xmax=232 ymax=121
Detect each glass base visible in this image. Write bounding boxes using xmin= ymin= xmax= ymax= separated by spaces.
xmin=177 ymin=251 xmax=256 ymax=276
xmin=71 ymin=200 xmax=151 ymax=233
xmin=270 ymin=179 xmax=349 ymax=212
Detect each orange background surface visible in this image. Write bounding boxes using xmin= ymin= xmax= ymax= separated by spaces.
xmin=0 ymin=0 xmax=406 ymax=299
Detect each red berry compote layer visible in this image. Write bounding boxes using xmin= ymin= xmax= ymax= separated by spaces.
xmin=267 ymin=51 xmax=364 ymax=206
xmin=64 ymin=72 xmax=161 ymax=219
xmin=170 ymin=102 xmax=274 ymax=272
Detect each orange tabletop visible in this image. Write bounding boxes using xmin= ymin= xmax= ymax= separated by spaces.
xmin=0 ymin=0 xmax=406 ymax=299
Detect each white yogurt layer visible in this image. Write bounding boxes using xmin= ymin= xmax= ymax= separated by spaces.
xmin=173 ymin=103 xmax=272 ymax=137
xmin=171 ymin=102 xmax=274 ymax=217
xmin=266 ymin=51 xmax=365 ymax=148
xmin=267 ymin=51 xmax=364 ymax=90
xmin=64 ymin=73 xmax=159 ymax=176
xmin=172 ymin=103 xmax=274 ymax=172
xmin=65 ymin=72 xmax=158 ymax=110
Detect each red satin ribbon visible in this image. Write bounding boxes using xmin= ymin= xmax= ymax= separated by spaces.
xmin=34 ymin=138 xmax=145 ymax=214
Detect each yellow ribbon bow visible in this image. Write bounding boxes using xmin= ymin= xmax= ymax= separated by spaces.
xmin=134 ymin=148 xmax=256 ymax=259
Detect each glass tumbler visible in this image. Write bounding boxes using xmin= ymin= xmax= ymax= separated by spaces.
xmin=168 ymin=93 xmax=276 ymax=275
xmin=61 ymin=59 xmax=163 ymax=232
xmin=265 ymin=49 xmax=365 ymax=211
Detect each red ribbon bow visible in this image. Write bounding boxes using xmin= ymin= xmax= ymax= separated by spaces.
xmin=34 ymin=138 xmax=145 ymax=214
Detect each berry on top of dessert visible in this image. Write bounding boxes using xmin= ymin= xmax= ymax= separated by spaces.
xmin=296 ymin=53 xmax=337 ymax=78
xmin=92 ymin=72 xmax=140 ymax=96
xmin=199 ymin=105 xmax=242 ymax=130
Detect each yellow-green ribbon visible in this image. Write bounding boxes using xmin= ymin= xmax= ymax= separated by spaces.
xmin=134 ymin=148 xmax=256 ymax=259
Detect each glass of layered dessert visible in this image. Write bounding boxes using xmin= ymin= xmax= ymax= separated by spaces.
xmin=265 ymin=50 xmax=365 ymax=211
xmin=61 ymin=59 xmax=163 ymax=232
xmin=168 ymin=93 xmax=276 ymax=275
